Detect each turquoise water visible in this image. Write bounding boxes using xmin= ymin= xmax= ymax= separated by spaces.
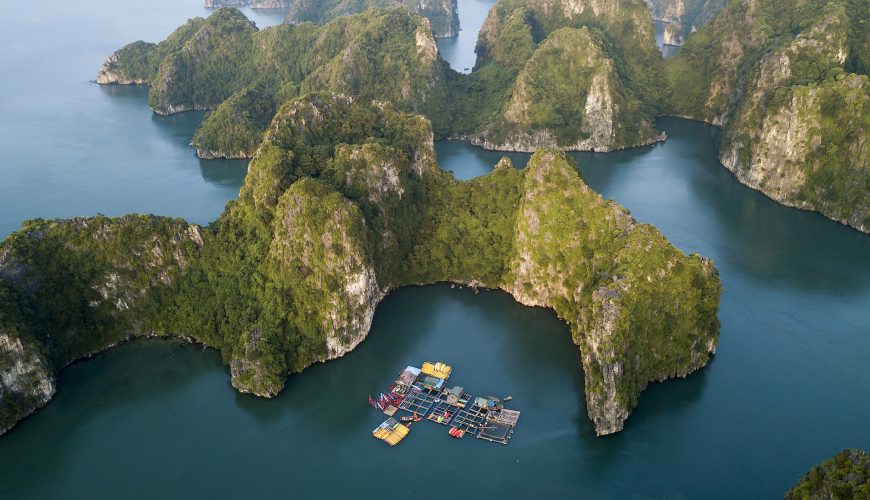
xmin=436 ymin=0 xmax=495 ymax=72
xmin=0 ymin=1 xmax=869 ymax=498
xmin=0 ymin=1 xmax=286 ymax=238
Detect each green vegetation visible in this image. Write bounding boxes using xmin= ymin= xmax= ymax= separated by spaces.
xmin=647 ymin=0 xmax=726 ymax=41
xmin=192 ymin=84 xmax=278 ymax=157
xmin=0 ymin=93 xmax=720 ymax=435
xmin=451 ymin=0 xmax=665 ymax=150
xmin=474 ymin=26 xmax=660 ymax=150
xmin=101 ymin=1 xmax=668 ymax=156
xmin=287 ymin=0 xmax=460 ymax=38
xmin=786 ymin=449 xmax=869 ymax=499
xmin=665 ymin=0 xmax=870 ymax=232
xmin=102 ymin=7 xmax=449 ymax=157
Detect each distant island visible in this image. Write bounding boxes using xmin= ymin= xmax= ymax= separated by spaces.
xmin=0 ymin=93 xmax=721 ymax=437
xmin=100 ymin=0 xmax=869 ymax=233
xmin=203 ymin=0 xmax=461 ymax=38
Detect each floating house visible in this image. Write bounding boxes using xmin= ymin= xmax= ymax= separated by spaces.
xmin=372 ymin=418 xmax=410 ymax=446
xmin=473 ymin=396 xmax=503 ymax=412
xmin=444 ymin=386 xmax=470 ymax=408
xmin=394 ymin=366 xmax=422 ymax=394
xmin=418 ymin=361 xmax=452 ymax=391
xmin=369 ymin=361 xmax=520 ymax=446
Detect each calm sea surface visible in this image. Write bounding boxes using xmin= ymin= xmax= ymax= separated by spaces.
xmin=0 ymin=1 xmax=867 ymax=498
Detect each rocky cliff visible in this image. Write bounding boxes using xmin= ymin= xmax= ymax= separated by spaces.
xmin=97 ymin=7 xmax=450 ymax=159
xmin=0 ymin=327 xmax=54 ymax=435
xmin=0 ymin=94 xmax=721 ymax=436
xmin=666 ymin=0 xmax=870 ymax=233
xmin=454 ymin=0 xmax=666 ymax=153
xmin=502 ymin=150 xmax=720 ymax=434
xmin=470 ymin=27 xmax=663 ymax=152
xmin=645 ymin=0 xmax=725 ymax=45
xmin=288 ymin=0 xmax=460 ymax=38
xmin=0 ymin=215 xmax=204 ymax=432
xmin=99 ymin=3 xmax=675 ymax=158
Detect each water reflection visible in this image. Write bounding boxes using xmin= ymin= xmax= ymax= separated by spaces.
xmin=434 ymin=140 xmax=530 ymax=180
xmin=436 ymin=0 xmax=497 ymax=72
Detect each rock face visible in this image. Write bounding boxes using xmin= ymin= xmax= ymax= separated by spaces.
xmin=0 ymin=94 xmax=721 ymax=437
xmin=662 ymin=22 xmax=683 ymax=46
xmin=96 ymin=50 xmax=149 ymax=85
xmin=502 ymin=150 xmax=720 ymax=434
xmin=0 ymin=215 xmax=204 ymax=433
xmin=667 ymin=0 xmax=870 ymax=233
xmin=786 ymin=449 xmax=869 ymax=499
xmin=462 ymin=0 xmax=666 ymax=153
xmin=0 ymin=329 xmax=55 ymax=435
xmin=645 ymin=0 xmax=725 ymax=46
xmin=97 ymin=7 xmax=450 ymax=159
xmin=287 ymin=0 xmax=460 ymax=38
xmin=471 ymin=27 xmax=663 ymax=152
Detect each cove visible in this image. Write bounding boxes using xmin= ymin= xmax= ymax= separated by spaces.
xmin=0 ymin=0 xmax=868 ymax=498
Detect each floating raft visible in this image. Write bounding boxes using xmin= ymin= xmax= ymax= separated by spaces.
xmin=369 ymin=361 xmax=521 ymax=446
xmin=452 ymin=404 xmax=487 ymax=434
xmin=372 ymin=418 xmax=410 ymax=446
xmin=477 ymin=409 xmax=521 ymax=445
xmin=427 ymin=400 xmax=456 ymax=425
xmin=398 ymin=390 xmax=437 ymax=415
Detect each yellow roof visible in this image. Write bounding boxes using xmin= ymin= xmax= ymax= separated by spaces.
xmin=421 ymin=361 xmax=452 ymax=380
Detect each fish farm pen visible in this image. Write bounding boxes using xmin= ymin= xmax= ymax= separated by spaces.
xmin=369 ymin=362 xmax=521 ymax=446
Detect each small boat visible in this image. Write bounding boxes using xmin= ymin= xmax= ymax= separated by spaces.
xmin=448 ymin=427 xmax=465 ymax=438
xmin=503 ymin=396 xmax=513 ymax=402
xmin=400 ymin=412 xmax=422 ymax=423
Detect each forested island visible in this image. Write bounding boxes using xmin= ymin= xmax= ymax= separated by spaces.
xmin=666 ymin=0 xmax=869 ymax=233
xmin=203 ymin=0 xmax=461 ymax=38
xmin=787 ymin=449 xmax=869 ymax=498
xmin=98 ymin=0 xmax=869 ymax=233
xmin=1 ymin=0 xmax=867 ymax=473
xmin=0 ymin=93 xmax=722 ymax=437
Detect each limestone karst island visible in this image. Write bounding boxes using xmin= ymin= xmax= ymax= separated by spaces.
xmin=0 ymin=0 xmax=867 ymax=498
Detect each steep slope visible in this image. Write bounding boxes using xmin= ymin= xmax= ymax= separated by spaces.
xmin=288 ymin=0 xmax=460 ymax=38
xmin=97 ymin=8 xmax=450 ymax=158
xmin=453 ymin=0 xmax=666 ymax=151
xmin=0 ymin=94 xmax=721 ymax=436
xmin=468 ymin=27 xmax=663 ymax=152
xmin=0 ymin=215 xmax=204 ymax=431
xmin=645 ymin=0 xmax=726 ymax=45
xmin=666 ymin=0 xmax=870 ymax=232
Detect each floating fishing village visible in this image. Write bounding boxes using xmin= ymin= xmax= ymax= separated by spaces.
xmin=369 ymin=362 xmax=521 ymax=446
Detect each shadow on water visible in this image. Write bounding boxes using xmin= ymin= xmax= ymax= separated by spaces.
xmin=0 ymin=339 xmax=224 ymax=497
xmin=654 ymin=118 xmax=870 ymax=295
xmin=197 ymin=158 xmax=248 ymax=188
xmin=96 ymin=82 xmax=151 ymax=102
xmin=434 ymin=140 xmax=531 ymax=180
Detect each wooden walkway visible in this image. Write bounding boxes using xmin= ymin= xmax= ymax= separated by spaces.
xmin=427 ymin=400 xmax=457 ymax=425
xmin=452 ymin=404 xmax=487 ymax=434
xmin=398 ymin=391 xmax=437 ymax=415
